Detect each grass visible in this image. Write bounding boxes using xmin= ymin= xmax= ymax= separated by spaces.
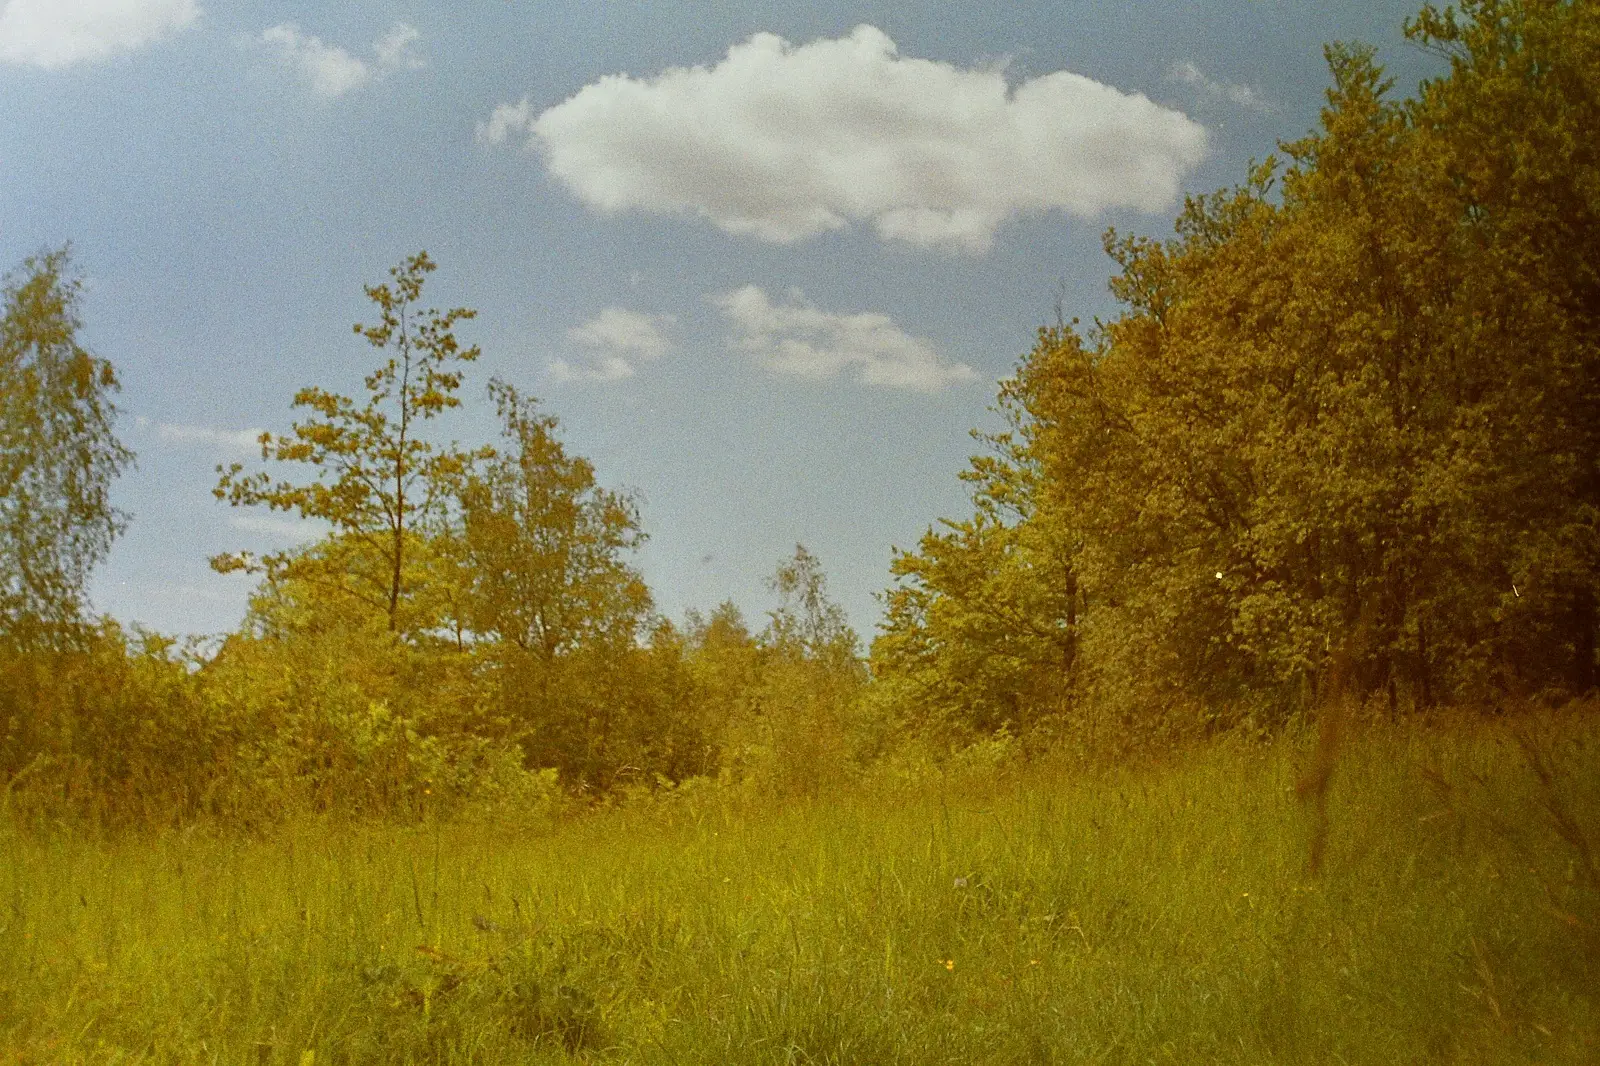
xmin=2 ymin=711 xmax=1597 ymax=1064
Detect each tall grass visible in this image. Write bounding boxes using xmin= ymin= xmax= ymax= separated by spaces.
xmin=2 ymin=710 xmax=1596 ymax=1064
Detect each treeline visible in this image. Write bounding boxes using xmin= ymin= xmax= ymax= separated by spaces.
xmin=3 ymin=0 xmax=1597 ymax=825
xmin=1 ymin=250 xmax=870 ymax=824
xmin=0 ymin=553 xmax=870 ymax=825
xmin=874 ymin=0 xmax=1600 ymax=747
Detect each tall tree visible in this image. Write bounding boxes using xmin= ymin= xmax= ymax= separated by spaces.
xmin=0 ymin=247 xmax=132 ymax=650
xmin=459 ymin=378 xmax=652 ymax=786
xmin=1403 ymin=0 xmax=1600 ymax=694
xmin=459 ymin=378 xmax=651 ymax=658
xmin=751 ymin=546 xmax=865 ymax=796
xmin=876 ymin=380 xmax=1080 ymax=742
xmin=213 ymin=252 xmax=483 ymax=635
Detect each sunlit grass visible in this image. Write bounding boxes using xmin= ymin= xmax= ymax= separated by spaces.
xmin=2 ymin=711 xmax=1596 ymax=1063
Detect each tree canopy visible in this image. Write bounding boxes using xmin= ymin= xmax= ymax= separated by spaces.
xmin=874 ymin=0 xmax=1600 ymax=744
xmin=0 ymin=246 xmax=132 ymax=651
xmin=460 ymin=378 xmax=652 ymax=659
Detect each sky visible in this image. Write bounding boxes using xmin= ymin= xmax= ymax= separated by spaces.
xmin=0 ymin=0 xmax=1442 ymax=643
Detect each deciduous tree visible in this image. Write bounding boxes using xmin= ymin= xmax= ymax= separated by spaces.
xmin=460 ymin=378 xmax=651 ymax=658
xmin=0 ymin=247 xmax=132 ymax=651
xmin=213 ymin=252 xmax=483 ymax=636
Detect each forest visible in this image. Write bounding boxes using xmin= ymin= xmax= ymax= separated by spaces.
xmin=1 ymin=1 xmax=1598 ymax=1061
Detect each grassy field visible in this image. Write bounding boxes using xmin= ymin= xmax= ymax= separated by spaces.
xmin=2 ymin=711 xmax=1597 ymax=1064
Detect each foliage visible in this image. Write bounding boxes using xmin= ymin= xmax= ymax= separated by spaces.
xmin=875 ymin=0 xmax=1600 ymax=743
xmin=679 ymin=600 xmax=763 ymax=772
xmin=877 ymin=390 xmax=1078 ymax=747
xmin=0 ymin=247 xmax=132 ymax=652
xmin=460 ymin=378 xmax=651 ymax=658
xmin=453 ymin=377 xmax=667 ymax=789
xmin=213 ymin=251 xmax=485 ymax=635
xmin=0 ymin=622 xmax=222 ymax=825
xmin=724 ymin=546 xmax=869 ymax=797
xmin=12 ymin=0 xmax=1599 ymax=827
xmin=764 ymin=543 xmax=859 ymax=664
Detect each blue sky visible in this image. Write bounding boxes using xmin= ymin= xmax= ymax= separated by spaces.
xmin=0 ymin=0 xmax=1440 ymax=641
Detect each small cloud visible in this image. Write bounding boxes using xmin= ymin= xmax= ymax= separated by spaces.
xmin=154 ymin=421 xmax=264 ymax=454
xmin=485 ymin=26 xmax=1207 ymax=253
xmin=260 ymin=23 xmax=369 ymax=96
xmin=553 ymin=307 xmax=675 ymax=381
xmin=374 ymin=22 xmax=423 ymax=72
xmin=713 ymin=285 xmax=976 ymax=392
xmin=228 ymin=515 xmax=322 ymax=543
xmin=1169 ymin=60 xmax=1275 ymax=115
xmin=549 ymin=355 xmax=634 ymax=382
xmin=570 ymin=307 xmax=673 ymax=360
xmin=0 ymin=0 xmax=200 ymax=69
xmin=260 ymin=20 xmax=423 ymax=98
xmin=476 ymin=97 xmax=536 ymax=144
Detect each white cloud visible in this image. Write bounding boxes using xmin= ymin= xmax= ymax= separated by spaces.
xmin=549 ymin=355 xmax=636 ymax=383
xmin=0 ymin=0 xmax=199 ymax=69
xmin=260 ymin=20 xmax=423 ymax=98
xmin=714 ymin=285 xmax=976 ymax=392
xmin=570 ymin=307 xmax=674 ymax=360
xmin=484 ymin=26 xmax=1208 ymax=253
xmin=151 ymin=420 xmax=265 ymax=454
xmin=374 ymin=22 xmax=423 ymax=71
xmin=553 ymin=307 xmax=676 ymax=381
xmin=260 ymin=23 xmax=369 ymax=96
xmin=228 ymin=515 xmax=322 ymax=543
xmin=477 ymin=98 xmax=537 ymax=145
xmin=1169 ymin=61 xmax=1275 ymax=115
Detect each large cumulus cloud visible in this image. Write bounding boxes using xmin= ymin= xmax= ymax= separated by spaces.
xmin=0 ymin=0 xmax=199 ymax=68
xmin=481 ymin=26 xmax=1208 ymax=253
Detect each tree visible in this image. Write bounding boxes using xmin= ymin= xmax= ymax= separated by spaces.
xmin=213 ymin=252 xmax=483 ymax=636
xmin=460 ymin=378 xmax=651 ymax=658
xmin=1403 ymin=0 xmax=1600 ymax=695
xmin=875 ymin=390 xmax=1080 ymax=742
xmin=680 ymin=600 xmax=762 ymax=767
xmin=0 ymin=247 xmax=132 ymax=650
xmin=765 ymin=544 xmax=860 ymax=664
xmin=747 ymin=546 xmax=865 ymax=796
xmin=458 ymin=378 xmax=653 ymax=785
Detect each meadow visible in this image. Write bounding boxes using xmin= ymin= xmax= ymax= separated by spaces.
xmin=2 ymin=709 xmax=1596 ymax=1065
